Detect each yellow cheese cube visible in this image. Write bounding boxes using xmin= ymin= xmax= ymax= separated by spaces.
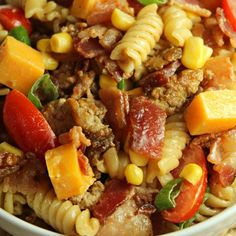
xmin=45 ymin=143 xmax=95 ymax=200
xmin=71 ymin=0 xmax=96 ymax=19
xmin=184 ymin=90 xmax=236 ymax=135
xmin=0 ymin=36 xmax=44 ymax=94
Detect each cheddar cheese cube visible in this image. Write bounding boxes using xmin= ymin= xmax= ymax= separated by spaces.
xmin=184 ymin=90 xmax=236 ymax=135
xmin=45 ymin=143 xmax=95 ymax=200
xmin=0 ymin=36 xmax=44 ymax=94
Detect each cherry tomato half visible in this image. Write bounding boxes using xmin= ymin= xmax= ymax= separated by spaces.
xmin=222 ymin=0 xmax=236 ymax=31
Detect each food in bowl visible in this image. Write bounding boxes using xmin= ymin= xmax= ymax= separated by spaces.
xmin=0 ymin=0 xmax=236 ymax=235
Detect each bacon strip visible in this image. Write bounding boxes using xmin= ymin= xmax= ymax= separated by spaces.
xmin=216 ymin=8 xmax=236 ymax=48
xmin=93 ymin=179 xmax=134 ymax=223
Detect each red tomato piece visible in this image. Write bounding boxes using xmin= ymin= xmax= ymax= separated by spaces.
xmin=162 ymin=145 xmax=207 ymax=223
xmin=223 ymin=0 xmax=236 ymax=31
xmin=128 ymin=96 xmax=166 ymax=159
xmin=3 ymin=90 xmax=57 ymax=161
xmin=0 ymin=7 xmax=32 ymax=34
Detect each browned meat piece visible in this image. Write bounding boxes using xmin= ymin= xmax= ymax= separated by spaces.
xmin=0 ymin=152 xmax=31 ymax=178
xmin=139 ymin=61 xmax=181 ymax=93
xmin=97 ymin=199 xmax=153 ymax=236
xmin=144 ymin=47 xmax=182 ymax=72
xmin=95 ymin=54 xmax=123 ymax=82
xmin=42 ymin=99 xmax=76 ymax=136
xmin=74 ymin=25 xmax=122 ymax=58
xmin=216 ymin=8 xmax=236 ymax=48
xmin=151 ymin=69 xmax=203 ymax=115
xmin=70 ymin=181 xmax=105 ymax=210
xmin=2 ymin=158 xmax=50 ymax=195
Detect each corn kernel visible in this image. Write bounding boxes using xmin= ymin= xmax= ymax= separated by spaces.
xmin=99 ymin=74 xmax=117 ymax=89
xmin=0 ymin=142 xmax=23 ymax=157
xmin=125 ymin=164 xmax=143 ymax=185
xmin=36 ymin=38 xmax=51 ymax=52
xmin=50 ymin=32 xmax=73 ymax=53
xmin=41 ymin=52 xmax=59 ymax=70
xmin=179 ymin=163 xmax=203 ymax=185
xmin=111 ymin=8 xmax=135 ymax=31
xmin=182 ymin=36 xmax=213 ymax=69
xmin=129 ymin=149 xmax=149 ymax=167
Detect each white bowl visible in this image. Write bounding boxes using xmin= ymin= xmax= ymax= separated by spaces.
xmin=1 ymin=205 xmax=236 ymax=236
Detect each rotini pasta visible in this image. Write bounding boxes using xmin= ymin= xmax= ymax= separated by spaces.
xmin=0 ymin=183 xmax=26 ymax=215
xmin=145 ymin=114 xmax=190 ymax=185
xmin=26 ymin=188 xmax=100 ymax=236
xmin=111 ymin=4 xmax=163 ymax=74
xmin=162 ymin=6 xmax=193 ymax=47
xmin=103 ymin=147 xmax=130 ymax=179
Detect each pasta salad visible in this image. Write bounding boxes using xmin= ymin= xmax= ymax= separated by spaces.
xmin=0 ymin=0 xmax=236 ymax=235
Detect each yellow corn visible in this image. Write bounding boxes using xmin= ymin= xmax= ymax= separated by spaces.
xmin=186 ymin=12 xmax=201 ymax=23
xmin=0 ymin=142 xmax=23 ymax=157
xmin=125 ymin=164 xmax=143 ymax=185
xmin=99 ymin=74 xmax=117 ymax=89
xmin=50 ymin=32 xmax=73 ymax=53
xmin=179 ymin=163 xmax=203 ymax=185
xmin=129 ymin=149 xmax=149 ymax=167
xmin=41 ymin=52 xmax=59 ymax=70
xmin=182 ymin=36 xmax=213 ymax=69
xmin=111 ymin=8 xmax=135 ymax=31
xmin=36 ymin=38 xmax=51 ymax=52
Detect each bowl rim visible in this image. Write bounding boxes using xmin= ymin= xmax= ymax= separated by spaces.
xmin=1 ymin=204 xmax=236 ymax=236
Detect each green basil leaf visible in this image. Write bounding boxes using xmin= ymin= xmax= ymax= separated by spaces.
xmin=137 ymin=0 xmax=167 ymax=5
xmin=28 ymin=74 xmax=59 ymax=109
xmin=118 ymin=79 xmax=125 ymax=90
xmin=9 ymin=26 xmax=31 ymax=46
xmin=155 ymin=178 xmax=182 ymax=211
xmin=179 ymin=215 xmax=196 ymax=229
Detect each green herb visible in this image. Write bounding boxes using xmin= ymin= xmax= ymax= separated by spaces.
xmin=155 ymin=178 xmax=182 ymax=211
xmin=137 ymin=0 xmax=167 ymax=5
xmin=118 ymin=79 xmax=125 ymax=90
xmin=28 ymin=74 xmax=59 ymax=109
xmin=9 ymin=26 xmax=31 ymax=46
xmin=179 ymin=215 xmax=196 ymax=230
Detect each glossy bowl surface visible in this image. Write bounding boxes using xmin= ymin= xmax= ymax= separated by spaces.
xmin=1 ymin=204 xmax=236 ymax=236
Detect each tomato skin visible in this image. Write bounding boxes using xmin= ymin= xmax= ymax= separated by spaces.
xmin=222 ymin=0 xmax=236 ymax=31
xmin=162 ymin=145 xmax=207 ymax=223
xmin=0 ymin=7 xmax=32 ymax=34
xmin=3 ymin=90 xmax=57 ymax=161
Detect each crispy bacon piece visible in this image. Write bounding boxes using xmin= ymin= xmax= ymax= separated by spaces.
xmin=99 ymin=88 xmax=129 ymax=142
xmin=139 ymin=60 xmax=181 ymax=93
xmin=216 ymin=8 xmax=236 ymax=48
xmin=128 ymin=97 xmax=166 ymax=159
xmin=208 ymin=129 xmax=236 ymax=187
xmin=93 ymin=179 xmax=134 ymax=223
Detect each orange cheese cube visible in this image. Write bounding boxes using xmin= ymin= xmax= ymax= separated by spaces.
xmin=184 ymin=90 xmax=236 ymax=135
xmin=45 ymin=143 xmax=95 ymax=200
xmin=0 ymin=36 xmax=44 ymax=94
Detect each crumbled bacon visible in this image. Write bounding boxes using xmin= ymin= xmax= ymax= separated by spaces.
xmin=93 ymin=179 xmax=134 ymax=223
xmin=139 ymin=61 xmax=181 ymax=93
xmin=216 ymin=8 xmax=236 ymax=48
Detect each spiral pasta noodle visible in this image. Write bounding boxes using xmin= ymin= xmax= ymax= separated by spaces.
xmin=6 ymin=0 xmax=70 ymax=22
xmin=111 ymin=4 xmax=163 ymax=74
xmin=146 ymin=114 xmax=190 ymax=185
xmin=162 ymin=6 xmax=193 ymax=47
xmin=0 ymin=183 xmax=27 ymax=215
xmin=26 ymin=188 xmax=100 ymax=236
xmin=103 ymin=147 xmax=130 ymax=179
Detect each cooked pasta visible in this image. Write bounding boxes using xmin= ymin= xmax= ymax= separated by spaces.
xmin=103 ymin=147 xmax=130 ymax=179
xmin=0 ymin=183 xmax=26 ymax=215
xmin=111 ymin=3 xmax=163 ymax=74
xmin=26 ymin=188 xmax=100 ymax=236
xmin=162 ymin=6 xmax=193 ymax=47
